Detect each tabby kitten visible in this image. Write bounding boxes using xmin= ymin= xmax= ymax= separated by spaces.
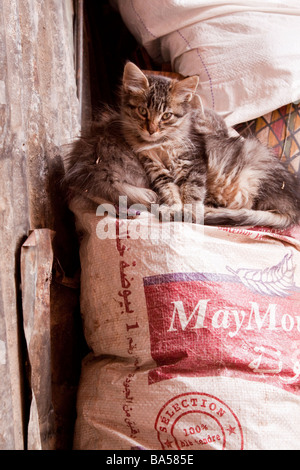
xmin=120 ymin=62 xmax=300 ymax=229
xmin=64 ymin=61 xmax=300 ymax=229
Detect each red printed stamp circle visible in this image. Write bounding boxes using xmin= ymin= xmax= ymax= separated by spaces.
xmin=155 ymin=393 xmax=244 ymax=450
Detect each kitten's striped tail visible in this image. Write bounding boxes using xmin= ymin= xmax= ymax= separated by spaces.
xmin=204 ymin=207 xmax=297 ymax=229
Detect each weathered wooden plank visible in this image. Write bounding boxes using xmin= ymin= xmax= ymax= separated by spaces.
xmin=0 ymin=0 xmax=81 ymax=449
xmin=21 ymin=229 xmax=55 ymax=450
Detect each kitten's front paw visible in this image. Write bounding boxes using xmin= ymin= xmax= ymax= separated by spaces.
xmin=137 ymin=188 xmax=158 ymax=209
xmin=145 ymin=188 xmax=158 ymax=203
xmin=169 ymin=203 xmax=186 ymax=222
xmin=155 ymin=203 xmax=184 ymax=222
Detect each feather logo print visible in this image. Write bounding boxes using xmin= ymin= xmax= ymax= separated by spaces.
xmin=226 ymin=252 xmax=297 ymax=297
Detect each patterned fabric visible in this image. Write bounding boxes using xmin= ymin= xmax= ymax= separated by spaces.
xmin=235 ymin=102 xmax=300 ymax=177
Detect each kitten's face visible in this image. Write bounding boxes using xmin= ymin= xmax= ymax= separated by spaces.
xmin=121 ymin=63 xmax=199 ymax=145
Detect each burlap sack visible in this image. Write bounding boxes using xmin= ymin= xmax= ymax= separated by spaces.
xmin=71 ymin=202 xmax=300 ymax=450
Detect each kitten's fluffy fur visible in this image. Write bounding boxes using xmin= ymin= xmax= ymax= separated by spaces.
xmin=63 ymin=107 xmax=157 ymax=208
xmin=64 ymin=62 xmax=300 ymax=229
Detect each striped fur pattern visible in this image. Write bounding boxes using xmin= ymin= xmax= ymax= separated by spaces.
xmin=120 ymin=62 xmax=300 ymax=228
xmin=63 ymin=107 xmax=157 ymax=208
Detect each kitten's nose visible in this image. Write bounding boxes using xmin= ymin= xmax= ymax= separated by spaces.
xmin=148 ymin=123 xmax=158 ymax=135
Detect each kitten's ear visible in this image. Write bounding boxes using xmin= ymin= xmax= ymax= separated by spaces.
xmin=123 ymin=62 xmax=149 ymax=94
xmin=172 ymin=76 xmax=199 ymax=102
xmin=191 ymin=93 xmax=204 ymax=115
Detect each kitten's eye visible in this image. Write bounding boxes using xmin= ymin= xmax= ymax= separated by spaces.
xmin=161 ymin=112 xmax=172 ymax=121
xmin=137 ymin=106 xmax=147 ymax=117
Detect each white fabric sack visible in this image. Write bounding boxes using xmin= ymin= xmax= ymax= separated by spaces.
xmin=112 ymin=0 xmax=300 ymax=126
xmin=72 ymin=203 xmax=300 ymax=450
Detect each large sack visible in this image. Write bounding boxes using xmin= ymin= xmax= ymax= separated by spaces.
xmin=71 ymin=203 xmax=300 ymax=450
